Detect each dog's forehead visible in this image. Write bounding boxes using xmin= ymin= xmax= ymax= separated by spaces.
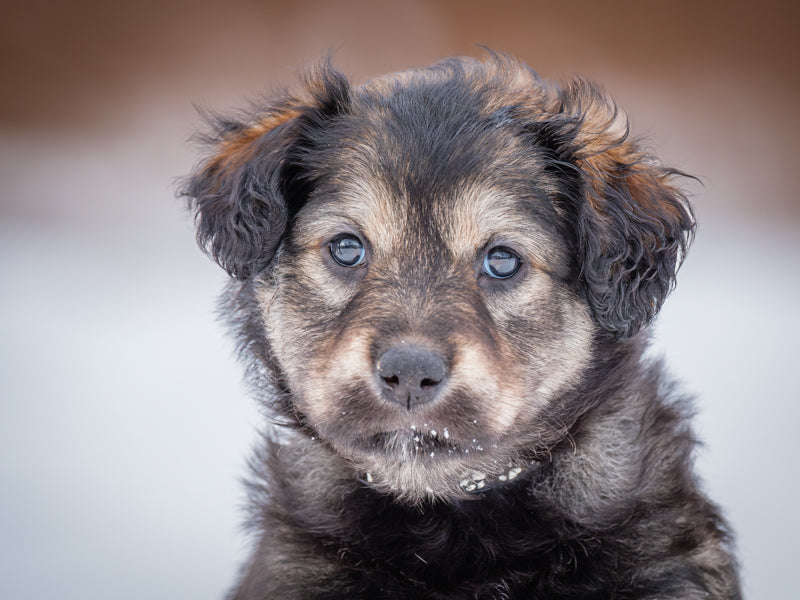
xmin=292 ymin=76 xmax=568 ymax=267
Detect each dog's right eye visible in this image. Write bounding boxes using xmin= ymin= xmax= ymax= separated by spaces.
xmin=329 ymin=235 xmax=366 ymax=267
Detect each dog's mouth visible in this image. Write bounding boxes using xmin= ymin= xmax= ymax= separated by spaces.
xmin=359 ymin=427 xmax=464 ymax=459
xmin=349 ymin=426 xmax=535 ymax=498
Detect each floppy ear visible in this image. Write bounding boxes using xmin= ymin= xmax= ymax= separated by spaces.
xmin=180 ymin=66 xmax=351 ymax=279
xmin=541 ymin=80 xmax=695 ymax=338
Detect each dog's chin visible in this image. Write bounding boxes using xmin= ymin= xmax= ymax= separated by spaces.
xmin=332 ymin=427 xmax=518 ymax=503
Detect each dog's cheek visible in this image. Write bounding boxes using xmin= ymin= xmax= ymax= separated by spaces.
xmin=534 ymin=289 xmax=594 ymax=400
xmin=258 ymin=251 xmax=367 ymax=415
xmin=448 ymin=337 xmax=526 ymax=435
xmin=490 ymin=275 xmax=595 ymax=414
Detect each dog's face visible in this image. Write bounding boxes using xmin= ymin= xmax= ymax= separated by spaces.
xmin=184 ymin=56 xmax=694 ymax=501
xmin=261 ymin=126 xmax=595 ymax=499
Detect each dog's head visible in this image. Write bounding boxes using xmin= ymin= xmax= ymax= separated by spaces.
xmin=183 ymin=56 xmax=693 ymax=501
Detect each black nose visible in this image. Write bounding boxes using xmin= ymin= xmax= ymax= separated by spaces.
xmin=376 ymin=345 xmax=447 ymax=409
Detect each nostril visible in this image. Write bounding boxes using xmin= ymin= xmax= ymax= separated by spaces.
xmin=382 ymin=375 xmax=400 ymax=388
xmin=420 ymin=378 xmax=439 ymax=389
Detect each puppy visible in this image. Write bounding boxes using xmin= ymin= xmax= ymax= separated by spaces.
xmin=182 ymin=54 xmax=741 ymax=599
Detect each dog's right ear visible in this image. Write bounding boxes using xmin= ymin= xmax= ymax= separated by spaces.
xmin=181 ymin=65 xmax=351 ymax=279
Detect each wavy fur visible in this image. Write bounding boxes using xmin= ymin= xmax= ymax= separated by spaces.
xmin=181 ymin=54 xmax=739 ymax=599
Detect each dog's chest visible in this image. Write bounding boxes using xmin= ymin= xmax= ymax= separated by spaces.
xmin=320 ymin=483 xmax=617 ymax=598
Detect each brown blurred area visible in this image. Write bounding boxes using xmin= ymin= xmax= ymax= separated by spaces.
xmin=1 ymin=0 xmax=798 ymax=216
xmin=2 ymin=0 xmax=798 ymax=123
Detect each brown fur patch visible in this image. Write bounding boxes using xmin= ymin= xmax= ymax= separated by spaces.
xmin=207 ymin=107 xmax=302 ymax=180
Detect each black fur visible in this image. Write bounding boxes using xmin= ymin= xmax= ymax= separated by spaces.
xmin=181 ymin=54 xmax=740 ymax=599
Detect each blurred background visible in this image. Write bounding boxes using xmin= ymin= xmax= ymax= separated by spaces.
xmin=1 ymin=1 xmax=797 ymax=598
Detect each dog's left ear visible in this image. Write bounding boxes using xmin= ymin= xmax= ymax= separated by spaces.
xmin=181 ymin=65 xmax=351 ymax=279
xmin=540 ymin=80 xmax=695 ymax=338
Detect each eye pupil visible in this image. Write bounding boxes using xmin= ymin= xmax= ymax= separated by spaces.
xmin=330 ymin=236 xmax=365 ymax=267
xmin=483 ymin=247 xmax=521 ymax=279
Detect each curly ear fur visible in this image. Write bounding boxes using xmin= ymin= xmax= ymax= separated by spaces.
xmin=539 ymin=80 xmax=695 ymax=338
xmin=180 ymin=65 xmax=352 ymax=279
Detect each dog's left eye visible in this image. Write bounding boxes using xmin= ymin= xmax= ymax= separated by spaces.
xmin=482 ymin=246 xmax=522 ymax=279
xmin=330 ymin=235 xmax=366 ymax=267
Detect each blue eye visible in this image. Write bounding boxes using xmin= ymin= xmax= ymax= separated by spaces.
xmin=482 ymin=246 xmax=521 ymax=279
xmin=330 ymin=235 xmax=366 ymax=267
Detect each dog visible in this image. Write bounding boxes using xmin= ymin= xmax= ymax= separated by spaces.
xmin=182 ymin=54 xmax=741 ymax=599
